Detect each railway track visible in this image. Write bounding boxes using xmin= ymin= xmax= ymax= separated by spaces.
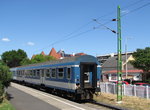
xmin=87 ymin=100 xmax=129 ymax=110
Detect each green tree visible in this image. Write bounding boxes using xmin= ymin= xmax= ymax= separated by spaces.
xmin=0 ymin=82 xmax=4 ymax=103
xmin=31 ymin=54 xmax=56 ymax=64
xmin=21 ymin=54 xmax=56 ymax=65
xmin=130 ymin=47 xmax=150 ymax=81
xmin=0 ymin=64 xmax=11 ymax=87
xmin=1 ymin=49 xmax=27 ymax=67
xmin=0 ymin=63 xmax=11 ymax=103
xmin=20 ymin=58 xmax=31 ymax=65
xmin=45 ymin=56 xmax=56 ymax=61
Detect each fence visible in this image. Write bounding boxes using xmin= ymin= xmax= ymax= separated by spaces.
xmin=100 ymin=82 xmax=150 ymax=99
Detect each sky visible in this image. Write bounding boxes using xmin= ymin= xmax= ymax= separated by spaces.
xmin=0 ymin=0 xmax=150 ymax=58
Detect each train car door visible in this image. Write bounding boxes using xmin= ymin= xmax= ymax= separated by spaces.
xmin=80 ymin=63 xmax=97 ymax=89
xmin=40 ymin=69 xmax=45 ymax=84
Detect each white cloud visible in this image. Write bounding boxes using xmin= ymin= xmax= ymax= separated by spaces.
xmin=27 ymin=41 xmax=35 ymax=46
xmin=1 ymin=38 xmax=10 ymax=42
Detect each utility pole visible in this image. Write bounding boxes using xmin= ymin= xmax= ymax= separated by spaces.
xmin=117 ymin=5 xmax=123 ymax=103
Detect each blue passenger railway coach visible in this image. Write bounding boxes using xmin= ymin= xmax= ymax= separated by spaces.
xmin=10 ymin=55 xmax=101 ymax=100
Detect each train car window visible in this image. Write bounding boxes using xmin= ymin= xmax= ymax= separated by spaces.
xmin=22 ymin=70 xmax=24 ymax=76
xmin=19 ymin=71 xmax=21 ymax=76
xmin=41 ymin=69 xmax=44 ymax=77
xmin=46 ymin=69 xmax=50 ymax=78
xmin=22 ymin=70 xmax=23 ymax=76
xmin=37 ymin=69 xmax=40 ymax=77
xmin=30 ymin=70 xmax=32 ymax=77
xmin=20 ymin=71 xmax=22 ymax=76
xmin=18 ymin=71 xmax=20 ymax=76
xmin=33 ymin=70 xmax=36 ymax=77
xmin=23 ymin=70 xmax=25 ymax=76
xmin=51 ymin=68 xmax=56 ymax=78
xmin=58 ymin=68 xmax=64 ymax=79
xmin=26 ymin=70 xmax=29 ymax=77
xmin=17 ymin=71 xmax=18 ymax=76
xmin=30 ymin=70 xmax=32 ymax=76
xmin=67 ymin=68 xmax=71 ymax=79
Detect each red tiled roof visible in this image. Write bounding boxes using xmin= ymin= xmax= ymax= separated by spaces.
xmin=104 ymin=70 xmax=143 ymax=74
xmin=41 ymin=51 xmax=46 ymax=56
xmin=49 ymin=48 xmax=61 ymax=59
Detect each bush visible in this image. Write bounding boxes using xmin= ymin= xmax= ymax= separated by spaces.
xmin=0 ymin=64 xmax=11 ymax=88
xmin=0 ymin=63 xmax=11 ymax=103
xmin=0 ymin=82 xmax=4 ymax=103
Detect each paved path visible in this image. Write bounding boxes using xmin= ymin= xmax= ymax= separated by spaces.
xmin=7 ymin=86 xmax=60 ymax=110
xmin=8 ymin=83 xmax=97 ymax=110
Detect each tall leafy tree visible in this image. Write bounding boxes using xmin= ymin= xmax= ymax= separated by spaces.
xmin=1 ymin=49 xmax=27 ymax=67
xmin=130 ymin=47 xmax=150 ymax=81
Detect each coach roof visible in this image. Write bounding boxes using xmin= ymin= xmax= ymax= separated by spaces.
xmin=16 ymin=55 xmax=99 ymax=69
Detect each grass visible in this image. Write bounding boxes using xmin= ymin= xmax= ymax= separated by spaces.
xmin=94 ymin=92 xmax=150 ymax=110
xmin=0 ymin=99 xmax=15 ymax=110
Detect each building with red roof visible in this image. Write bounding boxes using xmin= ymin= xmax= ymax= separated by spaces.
xmin=49 ymin=48 xmax=61 ymax=59
xmin=41 ymin=51 xmax=46 ymax=56
xmin=97 ymin=52 xmax=143 ymax=82
xmin=31 ymin=48 xmax=86 ymax=60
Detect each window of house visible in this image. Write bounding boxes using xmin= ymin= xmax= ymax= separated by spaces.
xmin=67 ymin=68 xmax=71 ymax=79
xmin=45 ymin=69 xmax=50 ymax=78
xmin=51 ymin=68 xmax=56 ymax=78
xmin=58 ymin=68 xmax=64 ymax=79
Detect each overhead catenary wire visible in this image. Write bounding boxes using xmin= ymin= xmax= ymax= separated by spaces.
xmin=122 ymin=2 xmax=150 ymax=17
xmin=50 ymin=29 xmax=93 ymax=46
xmin=32 ymin=0 xmax=149 ymax=54
xmin=96 ymin=0 xmax=145 ymax=20
xmin=93 ymin=19 xmax=116 ymax=34
xmin=94 ymin=1 xmax=150 ymax=33
xmin=33 ymin=29 xmax=94 ymax=53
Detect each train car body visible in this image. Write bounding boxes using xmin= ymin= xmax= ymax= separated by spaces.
xmin=10 ymin=55 xmax=101 ymax=100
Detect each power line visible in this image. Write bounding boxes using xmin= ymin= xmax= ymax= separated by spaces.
xmin=33 ymin=22 xmax=92 ymax=53
xmin=92 ymin=1 xmax=150 ymax=35
xmin=122 ymin=0 xmax=146 ymax=10
xmin=32 ymin=0 xmax=148 ymax=54
xmin=51 ymin=29 xmax=93 ymax=46
xmin=33 ymin=29 xmax=93 ymax=53
xmin=96 ymin=0 xmax=145 ymax=20
xmin=122 ymin=2 xmax=150 ymax=17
